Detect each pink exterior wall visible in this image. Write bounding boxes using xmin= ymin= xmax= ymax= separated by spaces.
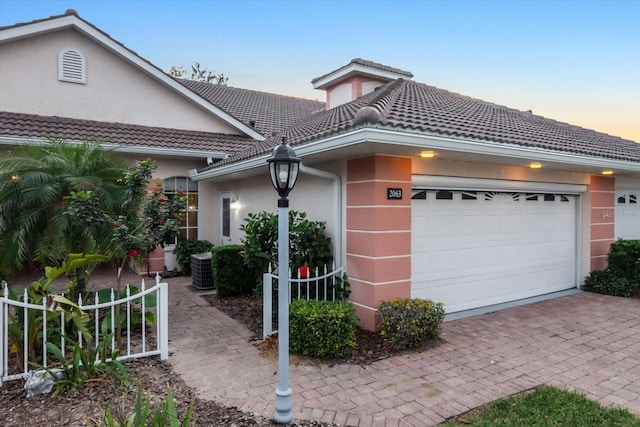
xmin=324 ymin=76 xmax=387 ymax=109
xmin=589 ymin=175 xmax=615 ymax=271
xmin=346 ymin=156 xmax=412 ymax=331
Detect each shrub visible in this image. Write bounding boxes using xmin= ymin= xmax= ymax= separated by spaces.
xmin=173 ymin=239 xmax=214 ymax=275
xmin=289 ymin=300 xmax=359 ymax=358
xmin=212 ymin=245 xmax=254 ymax=297
xmin=379 ymin=298 xmax=445 ymax=351
xmin=607 ymin=239 xmax=640 ymax=284
xmin=241 ymin=210 xmax=332 ymax=285
xmin=583 ymin=269 xmax=638 ymax=298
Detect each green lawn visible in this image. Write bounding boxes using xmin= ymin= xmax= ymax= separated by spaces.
xmin=441 ymin=386 xmax=640 ymax=427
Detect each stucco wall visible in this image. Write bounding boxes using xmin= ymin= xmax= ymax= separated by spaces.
xmin=197 ymin=167 xmax=340 ymax=256
xmin=0 ymin=29 xmax=238 ymax=134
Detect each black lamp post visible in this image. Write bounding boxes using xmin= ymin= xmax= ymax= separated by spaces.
xmin=267 ymin=137 xmax=300 ymax=424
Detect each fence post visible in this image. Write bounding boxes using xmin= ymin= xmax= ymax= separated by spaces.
xmin=1 ymin=283 xmax=6 ymax=385
xmin=263 ymin=272 xmax=272 ymax=339
xmin=158 ymin=282 xmax=169 ymax=360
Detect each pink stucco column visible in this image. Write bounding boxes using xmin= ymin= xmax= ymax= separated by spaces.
xmin=346 ymin=155 xmax=412 ymax=331
xmin=589 ymin=175 xmax=615 ymax=271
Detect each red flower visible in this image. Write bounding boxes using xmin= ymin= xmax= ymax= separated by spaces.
xmin=113 ymin=221 xmax=121 ymax=227
xmin=128 ymin=249 xmax=138 ymax=257
xmin=177 ymin=190 xmax=185 ymax=196
xmin=160 ymin=219 xmax=166 ymax=225
xmin=159 ymin=198 xmax=167 ymax=204
xmin=61 ymin=200 xmax=68 ymax=206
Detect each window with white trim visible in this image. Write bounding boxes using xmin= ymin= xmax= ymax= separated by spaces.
xmin=164 ymin=177 xmax=198 ymax=242
xmin=58 ymin=48 xmax=86 ymax=84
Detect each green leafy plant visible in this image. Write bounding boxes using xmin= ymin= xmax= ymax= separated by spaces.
xmin=32 ymin=333 xmax=129 ymax=396
xmin=96 ymin=386 xmax=194 ymax=427
xmin=212 ymin=245 xmax=254 ymax=297
xmin=96 ymin=285 xmax=157 ymax=334
xmin=241 ymin=210 xmax=332 ymax=285
xmin=5 ymin=253 xmax=106 ymax=370
xmin=289 ymin=300 xmax=359 ymax=358
xmin=379 ymin=298 xmax=445 ymax=351
xmin=583 ymin=269 xmax=638 ymax=297
xmin=607 ymin=239 xmax=640 ymax=284
xmin=174 ymin=239 xmax=214 ymax=275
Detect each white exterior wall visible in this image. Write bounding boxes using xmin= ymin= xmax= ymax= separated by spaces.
xmin=0 ymin=29 xmax=238 ymax=134
xmin=197 ymin=169 xmax=339 ymax=252
xmin=362 ymin=81 xmax=381 ymax=95
xmin=412 ymin=158 xmax=592 ymax=281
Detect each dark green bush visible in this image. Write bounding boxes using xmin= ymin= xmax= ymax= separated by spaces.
xmin=212 ymin=245 xmax=254 ymax=297
xmin=583 ymin=269 xmax=639 ymax=298
xmin=378 ymin=298 xmax=445 ymax=351
xmin=607 ymin=239 xmax=640 ymax=284
xmin=289 ymin=300 xmax=359 ymax=358
xmin=240 ymin=211 xmax=332 ymax=286
xmin=174 ymin=239 xmax=214 ymax=275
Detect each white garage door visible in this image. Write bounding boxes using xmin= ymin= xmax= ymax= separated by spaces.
xmin=615 ymin=191 xmax=640 ymax=239
xmin=411 ymin=189 xmax=578 ymax=313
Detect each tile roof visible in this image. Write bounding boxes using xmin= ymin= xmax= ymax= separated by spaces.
xmin=311 ymin=58 xmax=414 ymax=84
xmin=0 ymin=111 xmax=256 ymax=153
xmin=208 ymin=78 xmax=640 ymax=169
xmin=178 ymin=79 xmax=324 ymax=137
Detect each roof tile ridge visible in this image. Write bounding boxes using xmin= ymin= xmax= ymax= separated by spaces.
xmin=352 ymin=79 xmax=405 ymax=125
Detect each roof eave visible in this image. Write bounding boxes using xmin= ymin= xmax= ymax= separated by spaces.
xmin=0 ymin=135 xmax=229 ymax=159
xmin=192 ymin=127 xmax=640 ymax=180
xmin=0 ymin=14 xmax=265 ymax=142
xmin=312 ymin=63 xmax=411 ymax=90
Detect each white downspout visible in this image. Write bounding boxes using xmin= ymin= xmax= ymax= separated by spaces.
xmin=298 ymin=164 xmax=342 ymax=269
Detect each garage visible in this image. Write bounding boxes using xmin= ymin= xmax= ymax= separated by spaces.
xmin=615 ymin=190 xmax=640 ymax=239
xmin=411 ymin=178 xmax=581 ymax=314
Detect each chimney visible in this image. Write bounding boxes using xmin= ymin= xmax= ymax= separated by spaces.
xmin=311 ymin=58 xmax=413 ymax=110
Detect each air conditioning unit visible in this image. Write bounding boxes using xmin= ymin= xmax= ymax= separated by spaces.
xmin=191 ymin=252 xmax=214 ymax=290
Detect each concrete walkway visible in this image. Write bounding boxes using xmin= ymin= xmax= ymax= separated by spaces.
xmin=166 ymin=278 xmax=640 ymax=426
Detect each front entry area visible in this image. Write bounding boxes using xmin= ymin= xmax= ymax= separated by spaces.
xmin=411 ymin=186 xmax=579 ymax=313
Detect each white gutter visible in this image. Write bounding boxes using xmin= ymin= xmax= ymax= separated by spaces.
xmin=0 ymin=136 xmax=228 ymax=159
xmin=299 ymin=164 xmax=342 ymax=269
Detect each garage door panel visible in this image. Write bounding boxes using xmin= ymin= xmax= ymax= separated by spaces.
xmin=411 ymin=189 xmax=577 ymax=313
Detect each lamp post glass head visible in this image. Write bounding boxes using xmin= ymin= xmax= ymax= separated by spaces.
xmin=268 ymin=138 xmax=300 ymax=199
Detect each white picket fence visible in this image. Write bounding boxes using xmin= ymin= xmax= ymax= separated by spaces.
xmin=1 ymin=274 xmax=168 ymax=385
xmin=262 ymin=264 xmax=347 ymax=339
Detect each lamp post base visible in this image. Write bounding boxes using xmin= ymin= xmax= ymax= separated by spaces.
xmin=274 ymin=387 xmax=293 ymax=424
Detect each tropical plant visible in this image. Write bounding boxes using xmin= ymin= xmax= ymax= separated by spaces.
xmin=95 ymin=386 xmax=194 ymax=427
xmin=5 ymin=253 xmax=106 ymax=371
xmin=33 ymin=332 xmax=129 ymax=396
xmin=0 ymin=139 xmax=126 ymax=278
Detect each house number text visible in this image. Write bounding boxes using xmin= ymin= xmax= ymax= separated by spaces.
xmin=387 ymin=188 xmax=403 ymax=200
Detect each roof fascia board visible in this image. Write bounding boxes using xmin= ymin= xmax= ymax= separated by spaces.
xmin=312 ymin=63 xmax=408 ymax=90
xmin=0 ymin=16 xmax=265 ymax=141
xmin=192 ymin=127 xmax=640 ymax=180
xmin=0 ymin=136 xmax=228 ymax=159
xmin=412 ymin=175 xmax=587 ymax=194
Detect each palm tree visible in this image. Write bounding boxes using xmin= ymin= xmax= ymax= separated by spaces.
xmin=0 ymin=139 xmax=127 ymax=282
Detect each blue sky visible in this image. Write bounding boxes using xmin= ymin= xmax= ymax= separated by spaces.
xmin=1 ymin=0 xmax=639 ymax=142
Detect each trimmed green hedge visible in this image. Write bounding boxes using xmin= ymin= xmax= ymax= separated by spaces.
xmin=289 ymin=300 xmax=359 ymax=359
xmin=379 ymin=298 xmax=445 ymax=351
xmin=583 ymin=239 xmax=640 ymax=298
xmin=212 ymin=245 xmax=254 ymax=297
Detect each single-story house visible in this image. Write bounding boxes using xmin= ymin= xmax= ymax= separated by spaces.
xmin=2 ymin=10 xmax=639 ymax=330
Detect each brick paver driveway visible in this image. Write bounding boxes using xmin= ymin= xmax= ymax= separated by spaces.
xmin=167 ymin=280 xmax=640 ymax=426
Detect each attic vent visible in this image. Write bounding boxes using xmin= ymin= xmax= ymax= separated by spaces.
xmin=58 ymin=48 xmax=86 ymax=84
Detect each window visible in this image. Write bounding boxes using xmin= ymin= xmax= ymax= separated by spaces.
xmin=58 ymin=48 xmax=86 ymax=84
xmin=220 ymin=192 xmax=232 ymax=245
xmin=164 ymin=177 xmax=198 ymax=242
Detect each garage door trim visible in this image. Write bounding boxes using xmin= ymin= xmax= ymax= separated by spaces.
xmin=413 ymin=175 xmax=587 ymax=194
